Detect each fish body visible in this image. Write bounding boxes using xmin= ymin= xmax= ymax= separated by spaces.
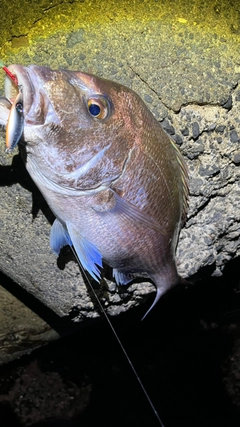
xmin=0 ymin=65 xmax=188 ymax=315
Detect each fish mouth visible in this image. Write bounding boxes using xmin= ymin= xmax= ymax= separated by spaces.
xmin=4 ymin=65 xmax=39 ymax=152
xmin=4 ymin=64 xmax=58 ymax=152
xmin=5 ymin=64 xmax=47 ymax=124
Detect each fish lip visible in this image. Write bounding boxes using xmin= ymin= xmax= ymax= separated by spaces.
xmin=5 ymin=65 xmax=60 ymax=128
xmin=5 ymin=64 xmax=49 ymax=125
xmin=5 ymin=65 xmax=35 ymax=117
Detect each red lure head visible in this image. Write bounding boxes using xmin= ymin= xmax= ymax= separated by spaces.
xmin=1 ymin=65 xmax=18 ymax=85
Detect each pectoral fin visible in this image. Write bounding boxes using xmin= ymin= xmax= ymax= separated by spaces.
xmin=111 ymin=191 xmax=167 ymax=236
xmin=66 ymin=221 xmax=103 ymax=281
xmin=93 ymin=188 xmax=166 ymax=235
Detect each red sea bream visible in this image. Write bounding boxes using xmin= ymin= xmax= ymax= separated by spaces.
xmin=0 ymin=65 xmax=188 ymax=316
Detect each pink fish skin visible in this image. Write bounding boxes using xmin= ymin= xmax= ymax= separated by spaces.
xmin=1 ymin=64 xmax=188 ymax=316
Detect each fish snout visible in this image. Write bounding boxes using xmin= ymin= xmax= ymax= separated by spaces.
xmin=3 ymin=65 xmax=28 ymax=152
xmin=4 ymin=64 xmax=53 ymax=152
xmin=5 ymin=65 xmax=34 ymax=111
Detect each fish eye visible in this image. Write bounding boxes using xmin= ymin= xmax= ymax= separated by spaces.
xmin=87 ymin=96 xmax=109 ymax=119
xmin=89 ymin=103 xmax=100 ymax=116
xmin=16 ymin=102 xmax=23 ymax=114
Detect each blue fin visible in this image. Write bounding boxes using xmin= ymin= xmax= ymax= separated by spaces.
xmin=66 ymin=221 xmax=102 ymax=282
xmin=113 ymin=269 xmax=133 ymax=286
xmin=50 ymin=219 xmax=72 ymax=255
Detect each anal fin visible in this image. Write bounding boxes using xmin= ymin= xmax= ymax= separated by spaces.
xmin=113 ymin=269 xmax=133 ymax=286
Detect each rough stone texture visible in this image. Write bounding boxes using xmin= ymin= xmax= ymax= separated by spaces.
xmin=174 ymin=96 xmax=240 ymax=279
xmin=0 ymin=281 xmax=59 ymax=364
xmin=0 ymin=0 xmax=240 ymax=362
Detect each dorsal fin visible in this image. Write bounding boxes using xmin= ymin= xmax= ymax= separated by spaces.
xmin=169 ymin=137 xmax=189 ymax=224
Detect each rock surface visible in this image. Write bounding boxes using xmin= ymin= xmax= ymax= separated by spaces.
xmin=0 ymin=275 xmax=59 ymax=364
xmin=0 ymin=0 xmax=240 ymax=362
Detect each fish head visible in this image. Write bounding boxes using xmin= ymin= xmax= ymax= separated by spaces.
xmin=4 ymin=64 xmax=143 ymax=193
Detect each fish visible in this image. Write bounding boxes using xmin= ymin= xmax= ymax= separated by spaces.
xmin=0 ymin=64 xmax=188 ymax=317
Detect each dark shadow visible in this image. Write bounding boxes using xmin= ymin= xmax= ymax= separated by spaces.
xmin=1 ymin=265 xmax=240 ymax=426
xmin=0 ymin=402 xmax=22 ymax=427
xmin=0 ymin=152 xmax=55 ymax=223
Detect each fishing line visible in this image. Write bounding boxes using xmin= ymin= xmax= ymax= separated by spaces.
xmin=71 ymin=246 xmax=165 ymax=427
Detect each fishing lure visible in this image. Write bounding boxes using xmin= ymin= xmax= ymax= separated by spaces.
xmin=5 ymin=88 xmax=24 ymax=153
xmin=0 ymin=61 xmax=24 ymax=153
